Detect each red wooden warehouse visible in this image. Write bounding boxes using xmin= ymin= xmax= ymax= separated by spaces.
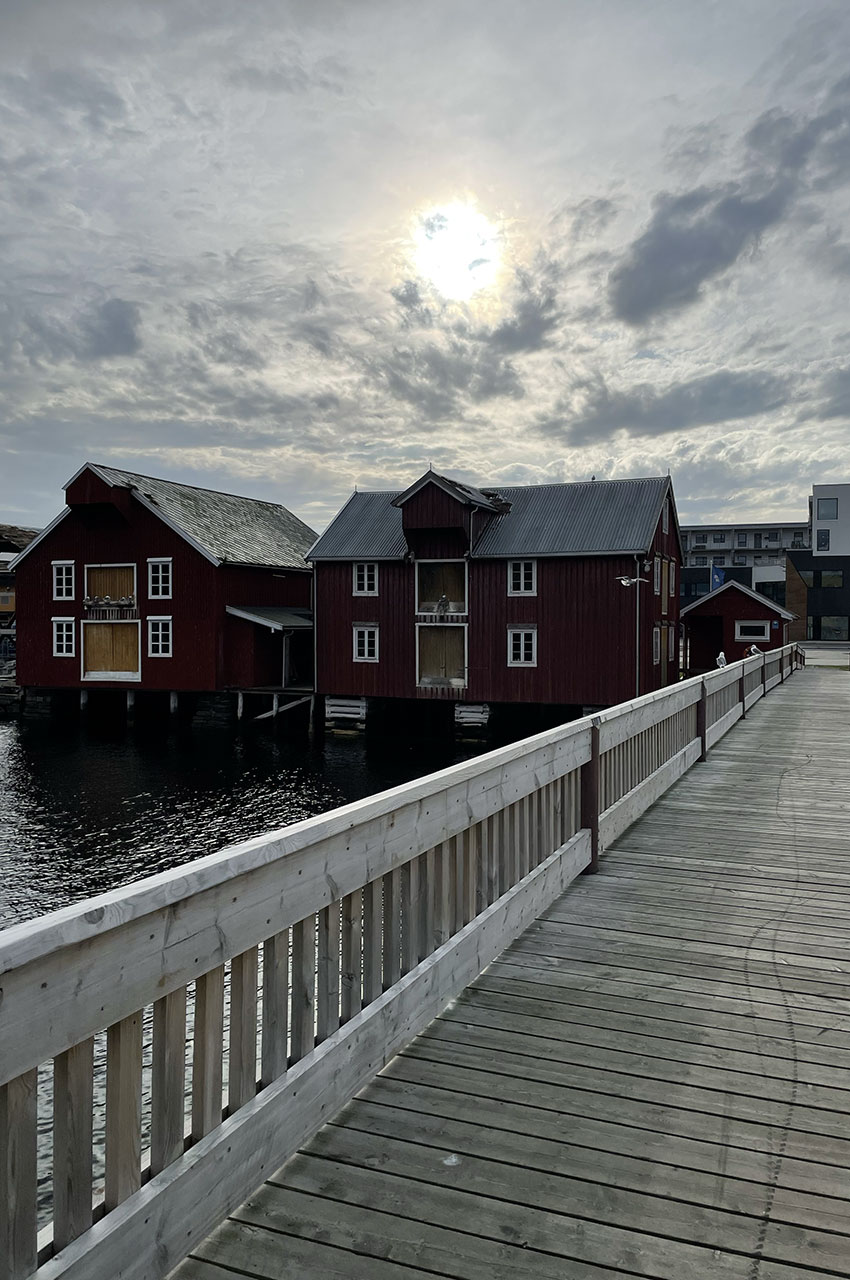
xmin=309 ymin=469 xmax=683 ymax=722
xmin=12 ymin=463 xmax=316 ymax=716
xmin=681 ymin=579 xmax=795 ymax=675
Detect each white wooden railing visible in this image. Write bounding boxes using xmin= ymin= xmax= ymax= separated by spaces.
xmin=0 ymin=643 xmax=802 ymax=1280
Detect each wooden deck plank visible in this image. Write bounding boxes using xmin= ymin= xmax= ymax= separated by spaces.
xmin=173 ymin=669 xmax=850 ymax=1280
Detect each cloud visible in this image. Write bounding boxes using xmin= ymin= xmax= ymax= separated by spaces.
xmin=541 ymin=368 xmax=790 ymax=446
xmin=816 ymin=366 xmax=850 ymax=419
xmin=81 ymin=299 xmax=142 ymax=359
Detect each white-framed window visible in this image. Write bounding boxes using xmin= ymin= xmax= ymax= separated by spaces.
xmin=353 ymin=625 xmax=379 ymax=661
xmin=148 ymin=617 xmax=173 ymax=657
xmin=52 ymin=561 xmax=74 ymax=600
xmin=148 ymin=558 xmax=172 ymax=599
xmin=507 ymin=627 xmax=537 ymax=666
xmin=668 ymin=625 xmax=676 ymax=660
xmin=52 ymin=618 xmax=75 ymax=657
xmin=668 ymin=560 xmax=676 ymax=597
xmin=653 ymin=557 xmax=661 ymax=595
xmin=735 ymin=620 xmax=771 ymax=643
xmin=507 ymin=560 xmax=537 ymax=596
xmin=652 ymin=625 xmax=661 ymax=665
xmin=353 ymin=563 xmax=378 ymax=596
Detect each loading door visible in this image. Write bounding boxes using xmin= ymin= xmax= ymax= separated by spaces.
xmin=83 ymin=622 xmax=140 ymax=679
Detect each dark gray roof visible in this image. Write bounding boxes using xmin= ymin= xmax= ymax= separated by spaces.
xmin=85 ymin=465 xmax=317 ymax=569
xmin=0 ymin=524 xmax=40 ymax=553
xmin=226 ymin=606 xmax=313 ymax=631
xmin=310 ymin=476 xmax=673 ymax=560
xmin=392 ymin=470 xmax=506 ymax=513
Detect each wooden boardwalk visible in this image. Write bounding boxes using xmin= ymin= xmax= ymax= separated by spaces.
xmin=174 ymin=668 xmax=850 ymax=1280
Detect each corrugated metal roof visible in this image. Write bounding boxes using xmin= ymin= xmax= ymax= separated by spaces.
xmin=309 ymin=476 xmax=671 ymax=560
xmin=225 ymin=606 xmax=313 ymax=630
xmin=88 ymin=465 xmax=317 ymax=569
xmin=393 ymin=470 xmax=506 ymax=512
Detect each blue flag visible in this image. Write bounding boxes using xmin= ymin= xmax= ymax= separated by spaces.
xmin=710 ymin=565 xmax=725 ymax=591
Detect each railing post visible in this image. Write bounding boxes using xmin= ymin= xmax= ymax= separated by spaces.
xmin=739 ymin=665 xmax=746 ymax=718
xmin=696 ymin=679 xmax=707 ymax=762
xmin=581 ymin=720 xmax=600 ymax=874
xmin=780 ymin=646 xmax=785 ymax=682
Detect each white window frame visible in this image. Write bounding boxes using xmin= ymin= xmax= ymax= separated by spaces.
xmin=147 ymin=558 xmax=173 ymax=600
xmin=83 ymin=563 xmax=138 ymax=599
xmin=668 ymin=625 xmax=676 ymax=660
xmin=52 ymin=617 xmax=75 ymax=657
xmin=415 ymin=622 xmax=468 ymax=687
xmin=352 ymin=563 xmax=378 ymax=596
xmin=148 ymin=616 xmax=173 ymax=657
xmin=507 ymin=560 xmax=537 ymax=597
xmin=52 ymin=561 xmax=75 ymax=601
xmin=507 ymin=627 xmax=537 ymax=667
xmin=734 ymin=620 xmax=771 ymax=643
xmin=668 ymin=561 xmax=676 ymax=598
xmin=353 ymin=625 xmax=379 ymax=662
xmin=653 ymin=557 xmax=661 ymax=595
xmin=415 ymin=559 xmax=468 ymax=613
xmin=652 ymin=625 xmax=661 ymax=665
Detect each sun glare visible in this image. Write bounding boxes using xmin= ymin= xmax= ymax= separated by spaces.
xmin=413 ymin=202 xmax=500 ymax=301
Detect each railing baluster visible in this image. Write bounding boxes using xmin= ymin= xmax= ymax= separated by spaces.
xmin=53 ymin=1039 xmax=94 ymax=1250
xmin=192 ymin=967 xmax=224 ymax=1140
xmin=151 ymin=987 xmax=187 ymax=1174
xmin=228 ymin=948 xmax=259 ymax=1112
xmin=401 ymin=859 xmax=420 ymax=974
xmin=340 ymin=891 xmax=362 ymax=1023
xmin=1 ymin=1069 xmax=37 ymax=1280
xmin=362 ymin=880 xmax=383 ymax=1005
xmin=290 ymin=917 xmax=316 ymax=1063
xmin=261 ymin=931 xmax=289 ymax=1085
xmin=383 ymin=869 xmax=401 ymax=989
xmin=105 ymin=1011 xmax=142 ymax=1210
xmin=317 ymin=903 xmax=341 ymax=1042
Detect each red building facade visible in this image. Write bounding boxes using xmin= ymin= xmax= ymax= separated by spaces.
xmin=311 ymin=471 xmax=683 ymax=711
xmin=681 ymin=580 xmax=794 ymax=675
xmin=13 ymin=464 xmax=315 ymax=695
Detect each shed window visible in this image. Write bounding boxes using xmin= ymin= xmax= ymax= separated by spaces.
xmin=817 ymin=498 xmax=838 ymax=520
xmin=507 ymin=628 xmax=537 ymax=666
xmin=353 ymin=563 xmax=378 ymax=596
xmin=508 ymin=560 xmax=536 ymax=596
xmin=148 ymin=617 xmax=173 ymax=657
xmin=353 ymin=626 xmax=379 ymax=662
xmin=52 ymin=618 xmax=75 ymax=657
xmin=652 ymin=626 xmax=661 ymax=665
xmin=52 ymin=562 xmax=74 ymax=600
xmin=148 ymin=559 xmax=172 ymax=599
xmin=735 ymin=620 xmax=771 ymax=642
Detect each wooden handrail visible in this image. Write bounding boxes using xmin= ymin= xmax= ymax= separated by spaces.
xmin=0 ymin=643 xmax=802 ymax=1280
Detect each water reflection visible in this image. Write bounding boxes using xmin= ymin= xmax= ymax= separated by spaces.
xmin=0 ymin=719 xmax=486 ymax=927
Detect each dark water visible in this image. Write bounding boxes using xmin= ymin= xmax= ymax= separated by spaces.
xmin=0 ymin=718 xmax=488 ymax=929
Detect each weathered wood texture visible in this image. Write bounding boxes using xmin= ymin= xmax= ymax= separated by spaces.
xmin=0 ymin=645 xmax=803 ymax=1280
xmin=173 ymin=662 xmax=850 ymax=1280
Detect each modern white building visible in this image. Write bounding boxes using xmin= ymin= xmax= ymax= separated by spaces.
xmin=681 ymin=521 xmax=809 ymax=569
xmin=811 ymin=484 xmax=850 ymax=556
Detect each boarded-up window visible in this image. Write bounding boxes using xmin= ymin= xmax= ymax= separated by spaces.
xmin=83 ymin=623 xmax=140 ymax=674
xmin=418 ymin=626 xmax=466 ymax=685
xmin=86 ymin=565 xmax=135 ymax=599
xmin=417 ymin=562 xmax=466 ymax=612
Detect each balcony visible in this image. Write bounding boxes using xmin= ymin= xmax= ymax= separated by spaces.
xmin=83 ymin=595 xmax=139 ymax=620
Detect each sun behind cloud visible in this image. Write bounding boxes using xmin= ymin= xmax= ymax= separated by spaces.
xmin=413 ymin=201 xmax=501 ymax=301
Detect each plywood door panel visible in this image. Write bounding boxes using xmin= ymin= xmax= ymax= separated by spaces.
xmin=87 ymin=567 xmax=135 ymax=598
xmin=83 ymin=624 xmax=139 ymax=674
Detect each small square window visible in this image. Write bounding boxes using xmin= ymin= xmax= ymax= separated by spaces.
xmin=733 ymin=554 xmax=747 ymax=566
xmin=713 ymin=556 xmax=726 ymax=566
xmin=148 ymin=559 xmax=172 ymax=599
xmin=694 ymin=533 xmax=707 ymax=545
xmin=52 ymin=562 xmax=74 ymax=600
xmin=766 ymin=530 xmax=779 ymax=541
xmin=508 ymin=560 xmax=536 ymax=595
xmin=353 ymin=563 xmax=378 ymax=596
xmin=817 ymin=529 xmax=830 ymax=551
xmin=712 ymin=533 xmax=725 ymax=544
xmin=148 ymin=618 xmax=172 ymax=657
xmin=353 ymin=625 xmax=378 ymax=661
xmin=52 ymin=618 xmax=75 ymax=657
xmin=817 ymin=498 xmax=838 ymax=520
xmin=507 ymin=628 xmax=537 ymax=666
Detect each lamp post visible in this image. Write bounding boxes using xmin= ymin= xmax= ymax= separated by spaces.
xmin=616 ymin=570 xmax=649 ymax=698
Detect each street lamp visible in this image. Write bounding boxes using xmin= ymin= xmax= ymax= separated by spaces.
xmin=617 ymin=567 xmax=650 ymax=698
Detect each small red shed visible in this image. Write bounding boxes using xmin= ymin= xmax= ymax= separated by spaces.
xmin=681 ymin=580 xmax=794 ymax=674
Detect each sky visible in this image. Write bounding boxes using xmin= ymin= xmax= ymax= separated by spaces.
xmin=3 ymin=0 xmax=850 ymax=534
